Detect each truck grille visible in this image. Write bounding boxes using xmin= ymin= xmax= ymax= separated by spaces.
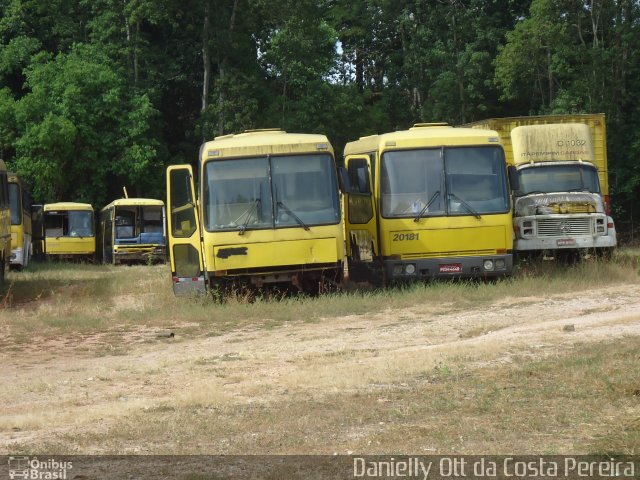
xmin=537 ymin=218 xmax=592 ymax=236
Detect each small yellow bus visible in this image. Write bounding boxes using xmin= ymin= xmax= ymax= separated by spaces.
xmin=8 ymin=172 xmax=32 ymax=270
xmin=41 ymin=202 xmax=95 ymax=260
xmin=98 ymin=198 xmax=166 ymax=264
xmin=343 ymin=123 xmax=513 ymax=285
xmin=0 ymin=161 xmax=11 ymax=285
xmin=167 ymin=128 xmax=345 ymax=295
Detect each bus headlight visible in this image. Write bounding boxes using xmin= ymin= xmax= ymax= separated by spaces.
xmin=495 ymin=259 xmax=506 ymax=270
xmin=405 ymin=263 xmax=416 ymax=275
xmin=483 ymin=260 xmax=494 ymax=271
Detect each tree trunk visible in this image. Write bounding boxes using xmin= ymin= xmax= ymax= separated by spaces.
xmin=133 ymin=21 xmax=139 ymax=87
xmin=201 ymin=0 xmax=211 ymax=115
xmin=216 ymin=0 xmax=239 ymax=136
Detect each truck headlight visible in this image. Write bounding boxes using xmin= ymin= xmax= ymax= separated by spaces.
xmin=483 ymin=260 xmax=494 ymax=271
xmin=405 ymin=263 xmax=416 ymax=275
xmin=522 ymin=220 xmax=534 ymax=237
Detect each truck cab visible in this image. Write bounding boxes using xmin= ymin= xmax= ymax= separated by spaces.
xmin=510 ymin=123 xmax=616 ymax=258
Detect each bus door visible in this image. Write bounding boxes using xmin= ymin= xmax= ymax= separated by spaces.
xmin=166 ymin=165 xmax=205 ymax=295
xmin=344 ymin=155 xmax=381 ymax=283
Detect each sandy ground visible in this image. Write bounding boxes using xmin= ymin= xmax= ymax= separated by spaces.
xmin=1 ymin=282 xmax=639 ymax=453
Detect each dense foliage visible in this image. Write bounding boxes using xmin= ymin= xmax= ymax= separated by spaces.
xmin=1 ymin=0 xmax=639 ymax=235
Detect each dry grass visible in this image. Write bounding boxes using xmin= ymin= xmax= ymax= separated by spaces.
xmin=1 ymin=251 xmax=638 ymax=344
xmin=0 ymin=251 xmax=639 ymax=457
xmin=6 ymin=337 xmax=638 ymax=455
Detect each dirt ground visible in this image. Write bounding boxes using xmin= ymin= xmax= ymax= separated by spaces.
xmin=1 ymin=282 xmax=639 ymax=454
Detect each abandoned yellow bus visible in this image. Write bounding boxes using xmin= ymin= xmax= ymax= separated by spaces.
xmin=8 ymin=172 xmax=32 ymax=270
xmin=41 ymin=202 xmax=95 ymax=260
xmin=99 ymin=198 xmax=166 ymax=264
xmin=343 ymin=123 xmax=513 ymax=285
xmin=0 ymin=161 xmax=10 ymax=285
xmin=167 ymin=129 xmax=344 ymax=295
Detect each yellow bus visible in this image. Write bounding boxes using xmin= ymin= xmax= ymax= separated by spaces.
xmin=0 ymin=161 xmax=10 ymax=285
xmin=98 ymin=198 xmax=166 ymax=264
xmin=343 ymin=123 xmax=513 ymax=285
xmin=8 ymin=173 xmax=32 ymax=270
xmin=166 ymin=129 xmax=345 ymax=295
xmin=41 ymin=202 xmax=95 ymax=260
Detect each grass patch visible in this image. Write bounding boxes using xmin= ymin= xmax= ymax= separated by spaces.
xmin=1 ymin=251 xmax=638 ymax=344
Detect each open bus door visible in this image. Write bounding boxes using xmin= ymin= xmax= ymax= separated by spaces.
xmin=166 ymin=165 xmax=206 ymax=295
xmin=344 ymin=155 xmax=383 ymax=285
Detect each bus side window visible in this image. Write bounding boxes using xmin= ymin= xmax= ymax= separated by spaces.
xmin=348 ymin=159 xmax=370 ymax=194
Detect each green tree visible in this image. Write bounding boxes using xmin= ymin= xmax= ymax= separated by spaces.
xmin=12 ymin=44 xmax=160 ymax=204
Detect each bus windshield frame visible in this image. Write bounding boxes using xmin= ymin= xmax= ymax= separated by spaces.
xmin=114 ymin=205 xmax=164 ymax=241
xmin=203 ymin=153 xmax=340 ymax=232
xmin=45 ymin=210 xmax=95 ymax=238
xmin=380 ymin=145 xmax=510 ymax=218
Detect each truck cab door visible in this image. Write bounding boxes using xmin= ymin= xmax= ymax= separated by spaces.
xmin=344 ymin=154 xmax=381 ymax=284
xmin=166 ymin=165 xmax=206 ymax=295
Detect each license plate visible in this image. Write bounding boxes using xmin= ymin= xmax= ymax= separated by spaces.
xmin=556 ymin=238 xmax=576 ymax=247
xmin=439 ymin=264 xmax=462 ymax=273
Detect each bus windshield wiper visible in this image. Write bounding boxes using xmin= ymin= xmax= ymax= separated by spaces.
xmin=448 ymin=192 xmax=481 ymax=219
xmin=277 ymin=200 xmax=310 ymax=231
xmin=238 ymin=199 xmax=261 ymax=236
xmin=414 ymin=190 xmax=440 ymax=222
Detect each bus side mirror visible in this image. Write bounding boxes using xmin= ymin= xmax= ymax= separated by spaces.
xmin=337 ymin=167 xmax=350 ymax=194
xmin=508 ymin=166 xmax=519 ymax=193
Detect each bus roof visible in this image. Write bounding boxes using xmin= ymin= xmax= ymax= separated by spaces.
xmin=201 ymin=129 xmax=334 ymax=160
xmin=344 ymin=124 xmax=501 ymax=156
xmin=44 ymin=202 xmax=93 ymax=212
xmin=101 ymin=198 xmax=164 ymax=211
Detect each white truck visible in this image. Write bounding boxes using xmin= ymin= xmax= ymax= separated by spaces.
xmin=465 ymin=114 xmax=616 ymax=259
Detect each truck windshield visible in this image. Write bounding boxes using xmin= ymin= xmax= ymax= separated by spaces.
xmin=9 ymin=183 xmax=21 ymax=225
xmin=203 ymin=154 xmax=340 ymax=231
xmin=381 ymin=146 xmax=509 ymax=218
xmin=515 ymin=164 xmax=600 ymax=196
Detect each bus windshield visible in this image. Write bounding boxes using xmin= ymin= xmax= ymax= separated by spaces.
xmin=381 ymin=146 xmax=509 ymax=218
xmin=9 ymin=183 xmax=21 ymax=225
xmin=115 ymin=206 xmax=164 ymax=240
xmin=515 ymin=163 xmax=600 ymax=196
xmin=203 ymin=154 xmax=340 ymax=231
xmin=45 ymin=210 xmax=94 ymax=237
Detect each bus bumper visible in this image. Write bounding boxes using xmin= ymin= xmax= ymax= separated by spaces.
xmin=115 ymin=246 xmax=166 ymax=264
xmin=10 ymin=247 xmax=24 ymax=266
xmin=172 ymin=275 xmax=207 ymax=296
xmin=384 ymin=254 xmax=513 ymax=281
